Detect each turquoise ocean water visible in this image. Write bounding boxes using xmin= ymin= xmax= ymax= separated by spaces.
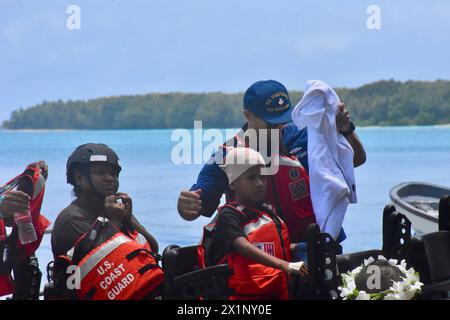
xmin=1 ymin=126 xmax=449 ymax=277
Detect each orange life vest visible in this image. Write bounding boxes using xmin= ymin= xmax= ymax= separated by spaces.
xmin=0 ymin=165 xmax=50 ymax=297
xmin=63 ymin=218 xmax=164 ymax=300
xmin=198 ymin=202 xmax=291 ymax=300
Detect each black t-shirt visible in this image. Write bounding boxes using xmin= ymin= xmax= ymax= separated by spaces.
xmin=206 ymin=206 xmax=260 ymax=266
xmin=51 ymin=199 xmax=99 ymax=258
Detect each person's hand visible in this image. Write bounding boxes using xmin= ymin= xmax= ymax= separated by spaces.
xmin=336 ymin=103 xmax=351 ymax=133
xmin=287 ymin=261 xmax=308 ymax=277
xmin=116 ymin=192 xmax=132 ymax=222
xmin=0 ymin=190 xmax=30 ymax=219
xmin=28 ymin=160 xmax=49 ymax=180
xmin=104 ymin=193 xmax=132 ymax=226
xmin=177 ymin=189 xmax=202 ymax=221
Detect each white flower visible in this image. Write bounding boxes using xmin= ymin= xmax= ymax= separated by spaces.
xmin=388 ymin=258 xmax=398 ymax=266
xmin=403 ymin=288 xmax=417 ymax=300
xmin=384 ymin=293 xmax=400 ymax=300
xmin=347 ymin=280 xmax=356 ymax=292
xmin=405 ymin=268 xmax=420 ymax=282
xmin=410 ymin=281 xmax=424 ymax=291
xmin=397 ymin=292 xmax=410 ymax=300
xmin=350 ymin=266 xmax=363 ymax=277
xmin=339 ymin=287 xmax=353 ymax=299
xmin=391 ymin=280 xmax=406 ymax=293
xmin=364 ymin=257 xmax=375 ymax=266
xmin=399 ymin=259 xmax=408 ymax=270
xmin=355 ymin=291 xmax=371 ymax=300
xmin=339 ymin=256 xmax=422 ymax=300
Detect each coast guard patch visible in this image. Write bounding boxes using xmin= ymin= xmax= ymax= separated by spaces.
xmin=254 ymin=242 xmax=276 ymax=256
xmin=289 ymin=178 xmax=307 ymax=200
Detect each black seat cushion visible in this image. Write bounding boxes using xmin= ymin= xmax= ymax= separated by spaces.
xmin=422 ymin=231 xmax=450 ymax=282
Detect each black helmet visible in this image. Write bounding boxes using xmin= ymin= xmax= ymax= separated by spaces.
xmin=66 ymin=143 xmax=122 ymax=185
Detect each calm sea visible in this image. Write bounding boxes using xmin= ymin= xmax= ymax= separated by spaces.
xmin=1 ymin=126 xmax=450 ymax=277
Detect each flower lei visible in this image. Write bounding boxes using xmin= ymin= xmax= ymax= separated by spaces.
xmin=338 ymin=255 xmax=424 ymax=300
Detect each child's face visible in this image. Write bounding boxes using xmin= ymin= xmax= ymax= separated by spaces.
xmin=231 ymin=165 xmax=267 ymax=206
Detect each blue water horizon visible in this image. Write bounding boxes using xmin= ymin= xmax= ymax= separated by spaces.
xmin=1 ymin=126 xmax=450 ymax=276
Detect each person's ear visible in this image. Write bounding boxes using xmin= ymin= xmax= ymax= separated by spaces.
xmin=74 ymin=169 xmax=84 ymax=187
xmin=243 ymin=109 xmax=253 ymax=122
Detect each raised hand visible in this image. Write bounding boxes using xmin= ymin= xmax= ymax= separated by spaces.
xmin=336 ymin=103 xmax=351 ymax=133
xmin=0 ymin=190 xmax=31 ymax=219
xmin=177 ymin=189 xmax=202 ymax=221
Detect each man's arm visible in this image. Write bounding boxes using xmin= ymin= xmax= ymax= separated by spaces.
xmin=344 ymin=131 xmax=366 ymax=167
xmin=177 ymin=159 xmax=229 ymax=221
xmin=336 ymin=103 xmax=367 ymax=167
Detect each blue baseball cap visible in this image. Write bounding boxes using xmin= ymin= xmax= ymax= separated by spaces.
xmin=243 ymin=80 xmax=292 ymax=125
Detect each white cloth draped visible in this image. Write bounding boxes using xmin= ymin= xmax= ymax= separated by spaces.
xmin=291 ymin=80 xmax=357 ymax=239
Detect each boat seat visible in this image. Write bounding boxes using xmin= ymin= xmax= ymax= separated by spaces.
xmin=162 ymin=245 xmax=199 ymax=279
xmin=43 ymin=260 xmax=77 ymax=300
xmin=422 ymin=231 xmax=450 ymax=282
xmin=162 ymin=245 xmax=233 ymax=300
xmin=406 ymin=237 xmax=431 ymax=285
xmin=439 ymin=196 xmax=450 ymax=232
xmin=336 ymin=205 xmax=412 ymax=274
xmin=417 ymin=231 xmax=450 ymax=299
xmin=305 ymin=224 xmax=340 ymax=300
xmin=382 ymin=205 xmax=412 ymax=260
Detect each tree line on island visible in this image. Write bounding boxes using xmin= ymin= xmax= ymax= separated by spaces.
xmin=3 ymin=79 xmax=450 ymax=129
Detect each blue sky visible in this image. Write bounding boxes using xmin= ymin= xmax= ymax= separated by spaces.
xmin=1 ymin=0 xmax=449 ymax=121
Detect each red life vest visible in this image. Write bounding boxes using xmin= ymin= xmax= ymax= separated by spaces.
xmin=0 ymin=165 xmax=50 ymax=297
xmin=63 ymin=218 xmax=164 ymax=300
xmin=198 ymin=202 xmax=291 ymax=300
xmin=265 ymin=155 xmax=316 ymax=242
xmin=223 ymin=132 xmax=316 ymax=242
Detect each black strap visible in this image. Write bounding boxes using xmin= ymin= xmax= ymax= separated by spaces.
xmin=72 ymin=220 xmax=119 ymax=265
xmin=126 ymin=248 xmax=145 ymax=261
xmin=138 ymin=263 xmax=158 ymax=275
xmin=126 ymin=248 xmax=161 ymax=262
xmin=270 ymin=175 xmax=284 ymax=218
xmin=85 ymin=287 xmax=96 ymax=300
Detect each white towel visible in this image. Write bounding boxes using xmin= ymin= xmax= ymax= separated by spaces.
xmin=291 ymin=80 xmax=357 ymax=239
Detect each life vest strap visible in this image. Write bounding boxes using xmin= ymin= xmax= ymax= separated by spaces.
xmin=138 ymin=263 xmax=159 ymax=275
xmin=84 ymin=287 xmax=97 ymax=300
xmin=126 ymin=248 xmax=161 ymax=262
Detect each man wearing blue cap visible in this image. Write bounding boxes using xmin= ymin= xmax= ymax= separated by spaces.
xmin=177 ymin=80 xmax=366 ymax=248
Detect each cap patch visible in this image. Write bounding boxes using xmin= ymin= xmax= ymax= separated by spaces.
xmin=265 ymin=91 xmax=290 ymax=112
xmin=90 ymin=155 xmax=107 ymax=162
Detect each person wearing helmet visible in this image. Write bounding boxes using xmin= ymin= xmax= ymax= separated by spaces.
xmin=50 ymin=143 xmax=164 ymax=300
xmin=51 ymin=143 xmax=158 ymax=258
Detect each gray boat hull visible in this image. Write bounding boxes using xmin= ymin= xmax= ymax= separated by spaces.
xmin=389 ymin=182 xmax=449 ymax=234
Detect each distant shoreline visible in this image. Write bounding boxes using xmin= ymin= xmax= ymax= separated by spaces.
xmin=3 ymin=79 xmax=450 ymax=130
xmin=2 ymin=124 xmax=450 ymax=132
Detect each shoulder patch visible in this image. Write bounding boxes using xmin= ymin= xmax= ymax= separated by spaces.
xmin=289 ymin=178 xmax=308 ymax=201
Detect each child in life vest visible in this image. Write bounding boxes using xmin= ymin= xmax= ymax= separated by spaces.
xmin=198 ymin=147 xmax=308 ymax=300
